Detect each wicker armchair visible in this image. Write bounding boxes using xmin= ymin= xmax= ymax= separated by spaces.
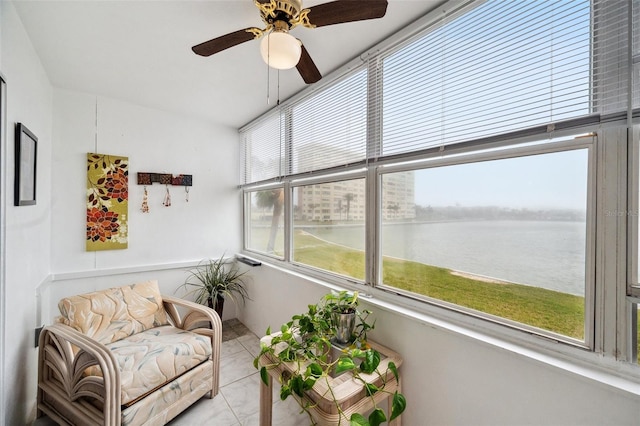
xmin=37 ymin=280 xmax=222 ymax=426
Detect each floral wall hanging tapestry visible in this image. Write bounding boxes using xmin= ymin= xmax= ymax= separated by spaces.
xmin=86 ymin=153 xmax=128 ymax=251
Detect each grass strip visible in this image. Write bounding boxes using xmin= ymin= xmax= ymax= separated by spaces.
xmin=293 ymin=231 xmax=584 ymax=339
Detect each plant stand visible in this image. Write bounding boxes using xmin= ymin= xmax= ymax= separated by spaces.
xmin=258 ymin=333 xmax=403 ymax=426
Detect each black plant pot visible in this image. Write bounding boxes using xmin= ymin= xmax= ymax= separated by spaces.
xmin=208 ymin=295 xmax=225 ymax=319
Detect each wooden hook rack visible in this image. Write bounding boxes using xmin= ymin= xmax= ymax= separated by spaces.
xmin=137 ymin=172 xmax=192 ymax=186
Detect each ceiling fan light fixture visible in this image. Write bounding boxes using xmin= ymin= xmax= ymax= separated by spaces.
xmin=260 ymin=31 xmax=302 ymax=70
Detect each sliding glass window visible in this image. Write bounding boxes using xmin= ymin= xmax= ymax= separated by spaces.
xmin=245 ymin=187 xmax=285 ymax=258
xmin=379 ymin=143 xmax=591 ymax=341
xmin=292 ymin=178 xmax=366 ymax=280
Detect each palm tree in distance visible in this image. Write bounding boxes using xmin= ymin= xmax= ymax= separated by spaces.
xmin=255 ymin=188 xmax=284 ymax=253
xmin=343 ymin=193 xmax=356 ymax=221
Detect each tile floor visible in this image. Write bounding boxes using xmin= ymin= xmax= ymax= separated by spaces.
xmin=34 ymin=319 xmax=310 ymax=426
xmin=168 ymin=319 xmax=308 ymax=426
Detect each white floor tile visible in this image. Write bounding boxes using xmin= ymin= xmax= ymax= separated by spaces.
xmin=169 ymin=394 xmax=239 ymax=426
xmin=219 ymin=349 xmax=259 ymax=386
xmin=237 ymin=333 xmax=262 ymax=357
xmin=222 ymin=338 xmax=250 ymax=358
xmin=220 ymin=373 xmax=262 ymax=423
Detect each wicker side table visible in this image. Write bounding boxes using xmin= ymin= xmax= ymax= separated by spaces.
xmin=258 ymin=333 xmax=403 ymax=426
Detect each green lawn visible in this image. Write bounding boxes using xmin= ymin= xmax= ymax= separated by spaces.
xmin=293 ymin=231 xmax=584 ymax=339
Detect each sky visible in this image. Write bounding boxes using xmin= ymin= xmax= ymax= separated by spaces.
xmin=411 ymin=147 xmax=589 ymax=210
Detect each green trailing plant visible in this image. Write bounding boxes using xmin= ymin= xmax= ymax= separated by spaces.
xmin=254 ymin=291 xmax=406 ymax=426
xmin=178 ymin=255 xmax=249 ymax=316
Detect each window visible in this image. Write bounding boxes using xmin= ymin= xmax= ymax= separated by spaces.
xmin=240 ymin=114 xmax=284 ymax=185
xmin=381 ymin=0 xmax=591 ymax=156
xmin=241 ymin=0 xmax=634 ymax=355
xmin=292 ymin=178 xmax=366 ymax=280
xmin=245 ymin=188 xmax=284 ymax=258
xmin=291 ymin=70 xmax=367 ymax=174
xmin=380 ymin=145 xmax=590 ymax=341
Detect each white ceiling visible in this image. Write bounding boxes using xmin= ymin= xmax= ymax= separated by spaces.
xmin=12 ymin=0 xmax=439 ymax=128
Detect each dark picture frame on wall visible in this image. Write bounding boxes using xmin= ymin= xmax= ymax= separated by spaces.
xmin=14 ymin=123 xmax=37 ymax=206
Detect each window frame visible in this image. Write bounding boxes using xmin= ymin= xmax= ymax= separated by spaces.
xmin=289 ymin=170 xmax=369 ymax=285
xmin=243 ymin=183 xmax=287 ymax=261
xmin=242 ymin=129 xmax=601 ymax=351
xmin=373 ymin=137 xmax=596 ymax=348
xmin=629 ymin=126 xmax=640 ymax=296
xmin=628 ymin=125 xmax=639 ymax=362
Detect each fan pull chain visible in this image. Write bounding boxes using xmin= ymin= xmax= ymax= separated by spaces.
xmin=266 ymin=33 xmax=271 ymax=105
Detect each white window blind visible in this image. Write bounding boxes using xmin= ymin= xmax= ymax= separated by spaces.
xmin=240 ymin=112 xmax=284 ymax=185
xmin=240 ymin=0 xmax=634 ymax=185
xmin=289 ymin=69 xmax=367 ymax=174
xmin=240 ymin=68 xmax=367 ymax=184
xmin=592 ymin=0 xmax=631 ymax=115
xmin=380 ymin=0 xmax=594 ymax=157
xmin=633 ymin=0 xmax=640 ymax=109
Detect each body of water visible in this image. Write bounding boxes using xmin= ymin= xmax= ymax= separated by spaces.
xmin=299 ymin=220 xmax=586 ymax=296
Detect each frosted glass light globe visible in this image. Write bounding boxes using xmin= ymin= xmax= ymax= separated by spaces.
xmin=260 ymin=32 xmax=302 ymax=70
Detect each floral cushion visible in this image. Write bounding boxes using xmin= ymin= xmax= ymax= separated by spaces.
xmin=85 ymin=325 xmax=212 ymax=405
xmin=57 ymin=280 xmax=169 ymax=345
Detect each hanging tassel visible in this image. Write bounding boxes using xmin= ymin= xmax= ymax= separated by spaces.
xmin=141 ymin=186 xmax=149 ymax=213
xmin=185 ymin=186 xmax=190 ymax=202
xmin=163 ymin=185 xmax=171 ymax=207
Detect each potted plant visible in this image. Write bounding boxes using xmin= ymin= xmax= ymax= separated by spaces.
xmin=178 ymin=255 xmax=249 ymax=319
xmin=324 ymin=290 xmax=362 ymax=344
xmin=254 ymin=291 xmax=405 ymax=426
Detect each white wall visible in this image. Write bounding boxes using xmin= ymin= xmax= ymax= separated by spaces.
xmin=1 ymin=2 xmax=53 ymax=424
xmin=239 ymin=264 xmax=640 ymax=426
xmin=44 ymin=90 xmax=243 ymax=321
xmin=51 ymin=89 xmax=241 ymax=272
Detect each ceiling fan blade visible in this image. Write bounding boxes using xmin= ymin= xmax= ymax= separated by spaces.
xmin=306 ymin=1 xmax=388 ymax=28
xmin=296 ymin=44 xmax=322 ymax=84
xmin=192 ymin=28 xmax=261 ymax=57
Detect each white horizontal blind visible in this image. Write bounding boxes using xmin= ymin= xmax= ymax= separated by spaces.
xmin=633 ymin=0 xmax=640 ymax=109
xmin=592 ymin=0 xmax=631 ymax=115
xmin=240 ymin=112 xmax=284 ymax=185
xmin=289 ymin=68 xmax=368 ymax=174
xmin=380 ymin=0 xmax=594 ymax=156
xmin=241 ymin=0 xmax=634 ymax=184
xmin=240 ymin=68 xmax=367 ymax=184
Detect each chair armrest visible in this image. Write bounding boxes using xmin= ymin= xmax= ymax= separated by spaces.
xmin=38 ymin=323 xmax=121 ymax=424
xmin=162 ymin=295 xmax=223 ymax=396
xmin=162 ymin=295 xmax=222 ymax=335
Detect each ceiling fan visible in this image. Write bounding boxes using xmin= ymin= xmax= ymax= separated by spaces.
xmin=192 ymin=0 xmax=389 ymax=84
